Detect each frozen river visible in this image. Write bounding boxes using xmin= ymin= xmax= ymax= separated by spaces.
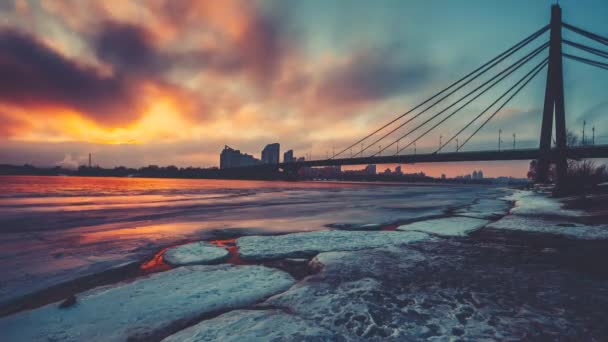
xmin=0 ymin=175 xmax=505 ymax=306
xmin=2 ymin=176 xmax=608 ymax=340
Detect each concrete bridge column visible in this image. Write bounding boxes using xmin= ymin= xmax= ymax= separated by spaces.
xmin=537 ymin=4 xmax=567 ymax=185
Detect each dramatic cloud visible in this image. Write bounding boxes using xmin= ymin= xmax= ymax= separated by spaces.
xmin=93 ymin=21 xmax=164 ymax=75
xmin=0 ymin=29 xmax=136 ymax=125
xmin=314 ymin=50 xmax=432 ymax=106
xmin=0 ymin=112 xmax=26 ymax=137
xmin=146 ymin=0 xmax=287 ymax=82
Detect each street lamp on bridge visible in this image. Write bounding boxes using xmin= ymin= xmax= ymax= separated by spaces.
xmin=498 ymin=129 xmax=503 ymax=151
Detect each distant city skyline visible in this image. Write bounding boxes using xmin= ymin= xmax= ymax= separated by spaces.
xmin=0 ymin=1 xmax=607 ymax=177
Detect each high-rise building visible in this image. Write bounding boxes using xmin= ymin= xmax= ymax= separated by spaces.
xmin=283 ymin=149 xmax=294 ymax=163
xmin=220 ymin=145 xmax=260 ymax=169
xmin=261 ymin=143 xmax=280 ymax=164
xmin=395 ymin=165 xmax=403 ymax=175
xmin=471 ymin=170 xmax=484 ymax=180
xmin=364 ymin=164 xmax=376 ymax=175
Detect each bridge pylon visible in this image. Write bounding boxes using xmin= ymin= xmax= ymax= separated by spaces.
xmin=537 ymin=4 xmax=567 ymax=184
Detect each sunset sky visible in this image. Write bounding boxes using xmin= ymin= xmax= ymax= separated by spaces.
xmin=0 ymin=0 xmax=607 ymax=177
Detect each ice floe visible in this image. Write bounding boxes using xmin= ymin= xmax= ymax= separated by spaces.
xmin=454 ymin=199 xmax=511 ymax=219
xmin=163 ymin=241 xmax=229 ymax=266
xmin=504 ymin=190 xmax=582 ymax=217
xmin=266 ymin=247 xmax=459 ymax=340
xmin=326 ymin=222 xmax=383 ymax=230
xmin=0 ymin=265 xmax=295 ymax=342
xmin=162 ymin=309 xmax=337 ymax=341
xmin=236 ymin=230 xmax=434 ymax=260
xmin=488 ymin=215 xmax=608 ymax=240
xmin=397 ymin=216 xmax=490 ymax=236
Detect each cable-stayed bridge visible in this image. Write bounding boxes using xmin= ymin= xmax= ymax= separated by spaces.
xmin=274 ymin=5 xmax=608 ymax=183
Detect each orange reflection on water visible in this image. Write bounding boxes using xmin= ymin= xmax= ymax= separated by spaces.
xmin=381 ymin=224 xmax=399 ymax=231
xmin=0 ymin=175 xmax=364 ymax=196
xmin=209 ymin=239 xmax=251 ymax=265
xmin=80 ymin=221 xmax=210 ymax=243
xmin=140 ymin=247 xmax=172 ymax=273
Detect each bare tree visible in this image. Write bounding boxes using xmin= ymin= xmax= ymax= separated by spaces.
xmin=553 ymin=129 xmax=579 ymax=147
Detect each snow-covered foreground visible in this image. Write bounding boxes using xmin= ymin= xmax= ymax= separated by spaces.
xmin=236 ymin=230 xmax=435 ymax=260
xmin=397 ymin=216 xmax=490 ymax=236
xmin=262 ymin=243 xmax=608 ymax=340
xmin=164 ymin=242 xmax=230 ymax=266
xmin=0 ymin=265 xmax=295 ymax=342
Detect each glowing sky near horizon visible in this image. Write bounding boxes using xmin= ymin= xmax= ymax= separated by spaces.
xmin=0 ymin=0 xmax=606 ymax=177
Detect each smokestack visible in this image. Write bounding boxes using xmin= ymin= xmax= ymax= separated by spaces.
xmin=89 ymin=153 xmax=92 ymax=168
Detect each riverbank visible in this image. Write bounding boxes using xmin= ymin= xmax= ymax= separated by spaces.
xmin=1 ymin=186 xmax=607 ymax=340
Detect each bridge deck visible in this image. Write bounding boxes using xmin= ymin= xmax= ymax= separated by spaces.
xmin=279 ymin=145 xmax=608 ymax=168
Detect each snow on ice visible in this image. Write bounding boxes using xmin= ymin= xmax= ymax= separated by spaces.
xmin=0 ymin=265 xmax=295 ymax=342
xmin=397 ymin=217 xmax=490 ymax=236
xmin=236 ymin=230 xmax=435 ymax=260
xmin=454 ymin=199 xmax=511 ymax=219
xmin=163 ymin=241 xmax=230 ymax=266
xmin=488 ymin=215 xmax=608 ymax=240
xmin=504 ymin=190 xmax=583 ymax=217
xmin=488 ymin=190 xmax=608 ymax=239
xmin=266 ymin=244 xmax=607 ymax=340
xmin=162 ymin=309 xmax=336 ymax=341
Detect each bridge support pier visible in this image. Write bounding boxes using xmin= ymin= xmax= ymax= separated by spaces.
xmin=537 ymin=4 xmax=567 ymax=186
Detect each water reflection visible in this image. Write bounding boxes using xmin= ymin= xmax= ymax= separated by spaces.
xmin=0 ymin=175 xmax=505 ymax=306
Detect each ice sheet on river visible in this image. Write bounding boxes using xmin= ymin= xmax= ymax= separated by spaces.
xmin=488 ymin=215 xmax=608 ymax=239
xmin=454 ymin=198 xmax=511 ymax=219
xmin=162 ymin=309 xmax=336 ymax=341
xmin=0 ymin=265 xmax=295 ymax=342
xmin=505 ymin=190 xmax=583 ymax=217
xmin=397 ymin=216 xmax=490 ymax=236
xmin=164 ymin=241 xmax=229 ymax=266
xmin=489 ymin=190 xmax=608 ymax=239
xmin=236 ymin=230 xmax=434 ymax=260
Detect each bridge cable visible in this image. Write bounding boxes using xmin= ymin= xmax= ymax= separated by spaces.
xmin=357 ymin=41 xmax=549 ymax=158
xmin=402 ymin=57 xmax=549 ymax=155
xmin=563 ymin=53 xmax=608 ymax=71
xmin=330 ymin=25 xmax=549 ymax=159
xmin=435 ymin=58 xmax=549 ymax=154
xmin=370 ymin=42 xmax=549 ymax=157
xmin=458 ymin=60 xmax=548 ymax=151
xmin=563 ymin=39 xmax=608 ymax=60
xmin=563 ymin=23 xmax=608 ymax=47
